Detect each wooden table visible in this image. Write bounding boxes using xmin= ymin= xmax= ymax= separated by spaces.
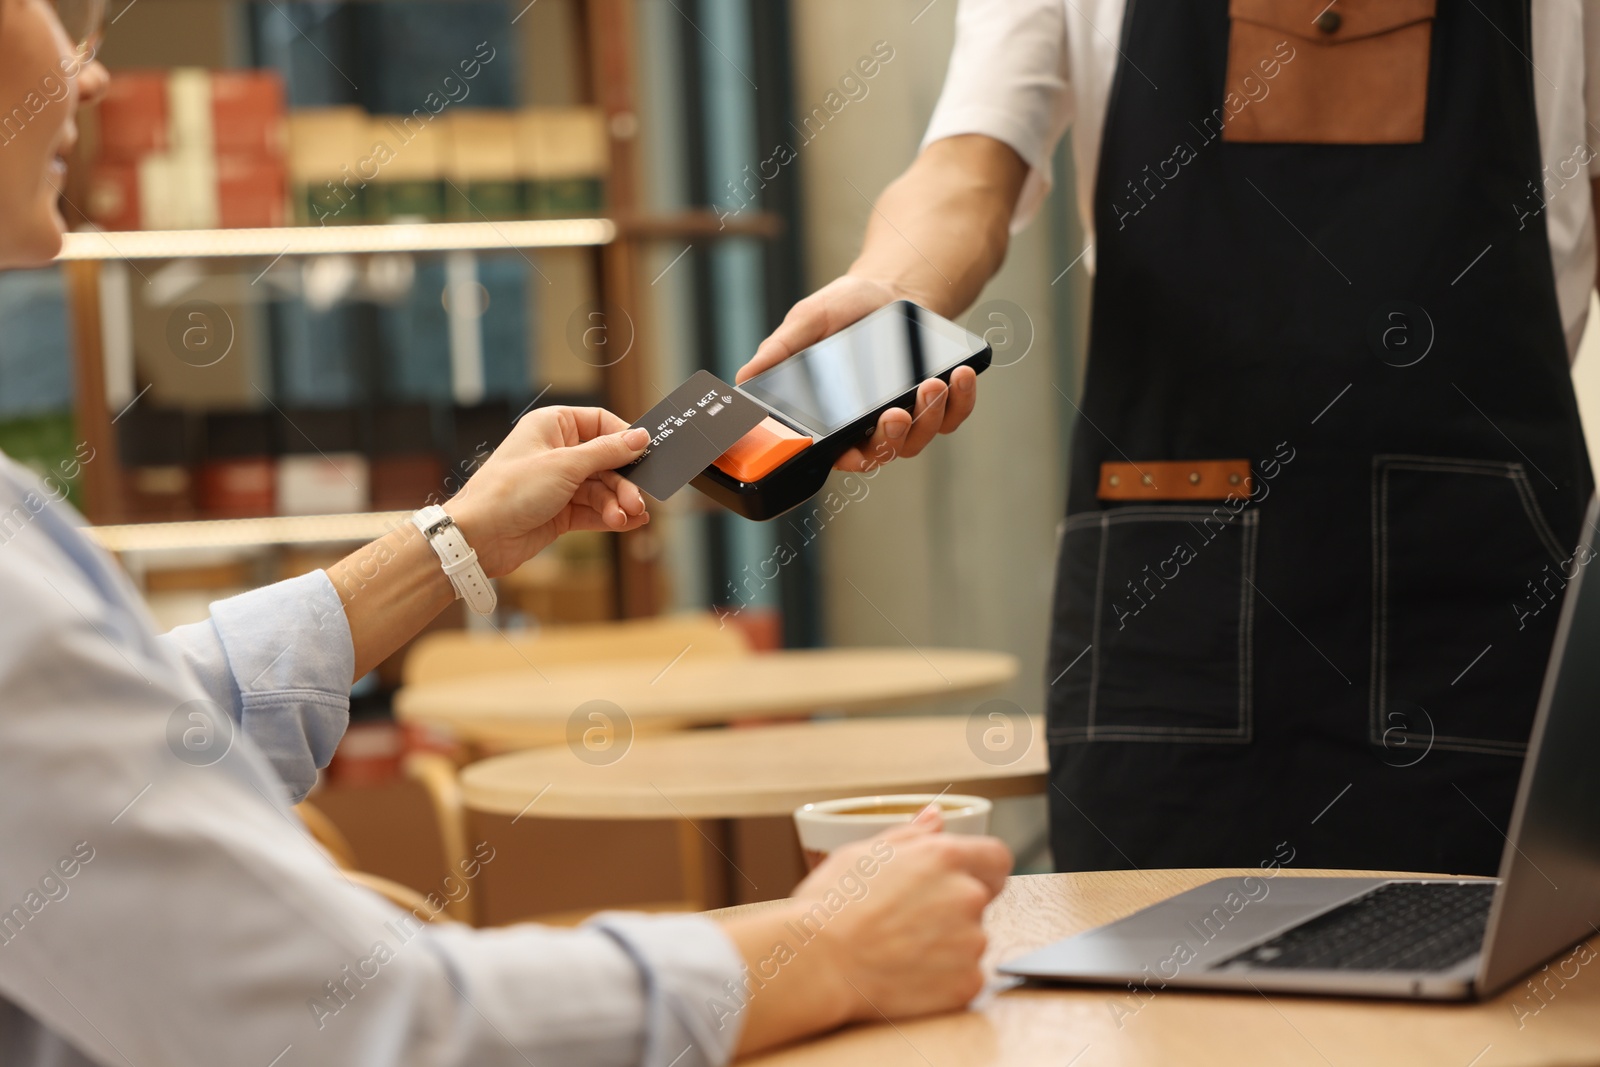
xmin=721 ymin=869 xmax=1599 ymax=1067
xmin=395 ymin=648 xmax=1019 ymax=748
xmin=460 ymin=714 xmax=1046 ymax=820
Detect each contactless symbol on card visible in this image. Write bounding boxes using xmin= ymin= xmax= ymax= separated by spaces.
xmin=618 ymin=370 xmax=767 ymax=500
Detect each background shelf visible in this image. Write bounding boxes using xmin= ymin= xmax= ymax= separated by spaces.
xmin=55 ymin=210 xmax=781 ymax=262
xmin=86 ymin=511 xmax=413 ymax=552
xmin=57 ymin=219 xmax=617 ymax=261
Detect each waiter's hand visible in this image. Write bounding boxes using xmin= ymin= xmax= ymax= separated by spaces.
xmin=737 ymin=134 xmax=1024 ymax=472
xmin=736 ymin=275 xmax=981 ymax=472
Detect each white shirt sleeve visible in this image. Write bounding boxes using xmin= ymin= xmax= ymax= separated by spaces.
xmin=920 ymin=0 xmax=1074 ymax=231
xmin=0 ymin=459 xmax=747 ymax=1067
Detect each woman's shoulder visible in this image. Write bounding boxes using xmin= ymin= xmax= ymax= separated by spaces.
xmin=0 ymin=451 xmax=136 ymax=617
xmin=0 ymin=452 xmax=87 ymax=550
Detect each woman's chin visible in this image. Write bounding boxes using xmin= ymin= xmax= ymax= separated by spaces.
xmin=0 ymin=214 xmax=67 ymax=271
xmin=42 ymin=202 xmax=68 ymax=257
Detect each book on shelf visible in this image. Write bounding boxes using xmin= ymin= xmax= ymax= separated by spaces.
xmin=282 ymin=105 xmax=607 ymax=227
xmin=477 ymin=254 xmax=532 ymax=399
xmin=367 ymin=113 xmax=447 ymax=222
xmin=248 ymin=1 xmax=360 ymax=110
xmin=0 ymin=412 xmax=86 ymax=513
xmin=88 ymin=69 xmax=288 ymax=232
xmin=534 ymin=246 xmax=605 ymax=395
xmin=517 ymin=107 xmax=607 ymax=217
xmin=347 ymin=1 xmax=517 ymax=114
xmin=198 ymin=410 xmax=275 ymax=518
xmin=129 ymin=280 xmax=266 ymax=409
xmin=211 ymin=71 xmax=290 ymax=158
xmin=74 ymin=0 xmax=621 ymax=235
xmin=268 ymin=295 xmax=367 ymax=408
xmin=369 ymin=402 xmax=443 ymax=512
xmin=376 ymin=259 xmax=452 ymax=401
xmin=448 ymin=400 xmax=512 ymax=478
xmin=286 ymin=106 xmax=370 ymax=225
xmin=445 ymin=110 xmax=521 ymax=221
xmin=0 ymin=267 xmax=78 ymax=507
xmin=274 ymin=407 xmax=369 ymax=516
xmin=0 ymin=267 xmax=73 ymax=416
xmin=115 ymin=407 xmax=195 ymax=520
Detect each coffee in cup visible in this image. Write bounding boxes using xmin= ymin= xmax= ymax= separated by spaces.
xmin=792 ymin=793 xmax=992 ymax=869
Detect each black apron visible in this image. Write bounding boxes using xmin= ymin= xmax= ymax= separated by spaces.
xmin=1045 ymin=0 xmax=1593 ymax=876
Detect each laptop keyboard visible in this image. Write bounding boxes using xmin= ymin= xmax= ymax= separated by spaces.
xmin=1214 ymin=882 xmax=1496 ymax=973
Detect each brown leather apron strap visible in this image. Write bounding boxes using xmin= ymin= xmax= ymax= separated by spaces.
xmin=1097 ymin=459 xmax=1253 ymax=501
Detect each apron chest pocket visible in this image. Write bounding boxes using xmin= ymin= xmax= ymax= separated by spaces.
xmin=1223 ymin=0 xmax=1436 ymax=145
xmin=1047 ymin=506 xmax=1258 ymax=744
xmin=1373 ymin=456 xmax=1573 ymax=756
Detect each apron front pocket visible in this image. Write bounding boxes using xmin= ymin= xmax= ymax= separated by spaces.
xmin=1223 ymin=0 xmax=1435 ymax=144
xmin=1047 ymin=506 xmax=1258 ymax=744
xmin=1373 ymin=456 xmax=1572 ymax=756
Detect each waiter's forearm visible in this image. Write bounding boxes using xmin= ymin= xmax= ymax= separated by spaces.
xmin=848 ymin=134 xmax=1029 ymax=317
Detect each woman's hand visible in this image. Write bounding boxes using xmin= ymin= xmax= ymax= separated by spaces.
xmin=723 ymin=806 xmax=1013 ymax=1055
xmin=328 ymin=405 xmax=646 ymax=680
xmin=736 ymin=274 xmax=980 ymax=473
xmin=800 ymin=807 xmax=1012 ymax=1021
xmin=443 ymin=406 xmax=650 ymax=578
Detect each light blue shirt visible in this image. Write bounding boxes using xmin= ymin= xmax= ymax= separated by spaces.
xmin=0 ymin=455 xmax=746 ymax=1067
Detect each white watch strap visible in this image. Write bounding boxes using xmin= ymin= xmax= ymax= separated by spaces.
xmin=412 ymin=505 xmax=496 ymax=616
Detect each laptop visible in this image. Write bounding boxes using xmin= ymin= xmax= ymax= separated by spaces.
xmin=1001 ymin=496 xmax=1600 ymax=1000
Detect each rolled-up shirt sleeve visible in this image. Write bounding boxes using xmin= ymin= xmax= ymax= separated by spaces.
xmin=159 ymin=571 xmax=354 ymax=802
xmin=920 ymin=0 xmax=1074 ymax=230
xmin=591 ymin=915 xmax=751 ymax=1062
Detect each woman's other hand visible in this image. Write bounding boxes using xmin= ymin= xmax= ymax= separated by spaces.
xmin=799 ymin=806 xmax=1012 ymax=1021
xmin=723 ymin=806 xmax=1013 ymax=1055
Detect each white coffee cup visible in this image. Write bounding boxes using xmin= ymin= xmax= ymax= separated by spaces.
xmin=792 ymin=793 xmax=993 ymax=869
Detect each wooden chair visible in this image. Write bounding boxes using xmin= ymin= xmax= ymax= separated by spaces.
xmin=295 ymin=801 xmax=457 ymax=924
xmin=344 ymin=870 xmax=459 ymax=924
xmin=295 ymin=797 xmax=358 ymax=869
xmin=402 ymin=750 xmax=475 ymax=924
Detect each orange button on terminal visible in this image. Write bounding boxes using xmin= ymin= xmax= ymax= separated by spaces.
xmin=712 ymin=417 xmax=814 ymax=483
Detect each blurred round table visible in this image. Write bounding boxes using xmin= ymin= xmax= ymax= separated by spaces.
xmin=460 ymin=713 xmax=1045 ymax=819
xmin=461 ymin=714 xmax=1045 ymax=906
xmin=395 ymin=647 xmax=1019 ymax=749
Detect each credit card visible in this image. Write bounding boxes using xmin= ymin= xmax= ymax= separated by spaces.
xmin=618 ymin=370 xmax=767 ymax=500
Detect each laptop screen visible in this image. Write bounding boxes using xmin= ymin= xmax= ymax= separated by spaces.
xmin=1479 ymin=494 xmax=1600 ymax=993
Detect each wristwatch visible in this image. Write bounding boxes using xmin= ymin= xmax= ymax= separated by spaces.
xmin=411 ymin=504 xmax=496 ymax=616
